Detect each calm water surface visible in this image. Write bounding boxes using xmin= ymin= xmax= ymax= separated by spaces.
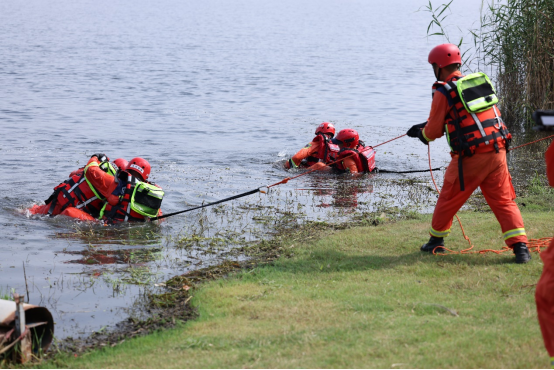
xmin=0 ymin=0 xmax=487 ymax=338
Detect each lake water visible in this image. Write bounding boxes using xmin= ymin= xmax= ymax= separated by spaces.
xmin=0 ymin=0 xmax=501 ymax=339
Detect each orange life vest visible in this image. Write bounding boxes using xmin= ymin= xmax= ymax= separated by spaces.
xmin=433 ymin=75 xmax=512 ymax=190
xmin=433 ymin=75 xmax=511 ymax=156
xmin=303 ymin=134 xmax=340 ymax=166
xmin=335 ymin=144 xmax=376 ymax=173
xmin=44 ymin=169 xmax=104 ymax=217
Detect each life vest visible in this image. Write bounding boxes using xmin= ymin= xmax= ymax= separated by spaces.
xmin=433 ymin=73 xmax=511 ymax=155
xmin=302 ymin=134 xmax=341 ymax=166
xmin=99 ymin=171 xmax=164 ymax=223
xmin=44 ymin=161 xmax=116 ymax=217
xmin=335 ymin=145 xmax=376 ymax=173
xmin=433 ymin=72 xmax=512 ymax=190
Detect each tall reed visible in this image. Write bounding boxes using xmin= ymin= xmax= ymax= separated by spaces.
xmin=424 ymin=0 xmax=554 ymax=129
xmin=478 ymin=0 xmax=554 ymax=128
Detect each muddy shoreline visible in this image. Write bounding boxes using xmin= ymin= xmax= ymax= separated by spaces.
xmin=42 ymin=211 xmax=404 ymax=361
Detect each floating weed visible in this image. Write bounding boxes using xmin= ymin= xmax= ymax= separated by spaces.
xmin=122 ymin=266 xmax=158 ymax=285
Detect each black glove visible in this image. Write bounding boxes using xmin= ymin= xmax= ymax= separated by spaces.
xmin=91 ymin=153 xmax=109 ymax=162
xmin=416 ymin=129 xmax=429 ymax=145
xmin=406 ymin=122 xmax=427 ymax=138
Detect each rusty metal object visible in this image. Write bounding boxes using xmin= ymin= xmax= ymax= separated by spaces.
xmin=0 ymin=294 xmax=54 ymax=363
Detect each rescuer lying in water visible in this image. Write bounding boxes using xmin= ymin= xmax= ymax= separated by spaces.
xmin=28 ymin=154 xmax=163 ymax=223
xmin=284 ymin=122 xmax=340 ymax=169
xmin=308 ymin=129 xmax=376 ymax=174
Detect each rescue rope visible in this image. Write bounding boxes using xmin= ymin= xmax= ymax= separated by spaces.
xmin=426 ymin=140 xmax=552 ymax=256
xmin=372 ymin=133 xmax=407 ymax=148
xmin=153 ymin=134 xmax=408 ymax=221
xmin=150 ymin=188 xmax=261 ymax=221
xmin=508 ymin=133 xmax=554 ymax=151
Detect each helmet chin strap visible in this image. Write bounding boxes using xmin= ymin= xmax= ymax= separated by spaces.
xmin=435 ymin=67 xmax=442 ymax=81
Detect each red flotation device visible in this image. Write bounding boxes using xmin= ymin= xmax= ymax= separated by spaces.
xmin=27 ymin=204 xmax=96 ymax=221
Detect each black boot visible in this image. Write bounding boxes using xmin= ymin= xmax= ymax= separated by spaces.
xmin=421 ymin=236 xmax=445 ymax=253
xmin=512 ymin=242 xmax=531 ymax=264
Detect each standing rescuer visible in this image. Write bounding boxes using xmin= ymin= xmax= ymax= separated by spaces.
xmin=406 ymin=43 xmax=530 ymax=263
xmin=536 ymin=139 xmax=554 ymax=367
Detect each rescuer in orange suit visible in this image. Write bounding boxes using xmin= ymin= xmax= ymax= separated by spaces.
xmin=310 ymin=129 xmax=376 ymax=174
xmin=284 ymin=122 xmax=340 ymax=169
xmin=28 ymin=154 xmax=123 ymax=220
xmin=536 ymin=139 xmax=554 ymax=367
xmin=85 ymin=154 xmax=163 ymax=223
xmin=406 ymin=43 xmax=530 ymax=263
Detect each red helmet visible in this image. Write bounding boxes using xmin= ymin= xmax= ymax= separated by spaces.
xmin=335 ymin=129 xmax=359 ymax=149
xmin=428 ymin=44 xmax=462 ymax=68
xmin=315 ymin=122 xmax=336 ymax=137
xmin=113 ymin=158 xmax=128 ymax=172
xmin=127 ymin=157 xmax=151 ymax=181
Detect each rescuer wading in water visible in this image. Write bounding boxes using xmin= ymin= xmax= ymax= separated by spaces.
xmin=284 ymin=122 xmax=340 ymax=169
xmin=309 ymin=128 xmax=376 ymax=174
xmin=406 ymin=43 xmax=530 ymax=263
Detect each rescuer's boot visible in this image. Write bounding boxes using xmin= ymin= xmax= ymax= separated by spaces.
xmin=420 ymin=236 xmax=445 ymax=253
xmin=512 ymin=242 xmax=531 ymax=264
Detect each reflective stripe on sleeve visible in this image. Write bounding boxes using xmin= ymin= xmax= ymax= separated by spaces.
xmin=430 ymin=227 xmax=450 ymax=238
xmin=84 ymin=161 xmax=99 ymax=173
xmin=422 ymin=128 xmax=434 ymax=143
xmin=503 ymin=228 xmax=526 ymax=240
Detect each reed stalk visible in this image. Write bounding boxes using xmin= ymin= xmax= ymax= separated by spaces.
xmin=425 ymin=0 xmax=554 ymax=129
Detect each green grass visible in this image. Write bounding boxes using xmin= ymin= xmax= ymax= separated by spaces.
xmin=516 ymin=172 xmax=554 ymax=212
xmin=40 ymin=210 xmax=552 ymax=368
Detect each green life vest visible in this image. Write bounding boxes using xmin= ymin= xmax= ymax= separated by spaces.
xmin=99 ymin=173 xmax=164 ymax=222
xmin=455 ymin=72 xmax=499 ymax=113
xmin=130 ymin=181 xmax=164 ymax=218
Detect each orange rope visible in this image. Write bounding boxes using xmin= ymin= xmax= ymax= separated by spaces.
xmin=372 ymin=133 xmax=407 ymax=148
xmin=427 ymin=144 xmax=552 ymax=256
xmin=508 ymin=133 xmax=554 ymax=151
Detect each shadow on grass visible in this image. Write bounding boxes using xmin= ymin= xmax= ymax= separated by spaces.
xmin=272 ymin=248 xmax=519 ymax=275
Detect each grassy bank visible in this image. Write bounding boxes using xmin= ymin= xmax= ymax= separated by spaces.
xmin=40 ymin=208 xmax=552 ymax=368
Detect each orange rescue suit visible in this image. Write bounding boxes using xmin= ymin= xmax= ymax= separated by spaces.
xmin=536 ymin=140 xmax=554 ymax=365
xmin=286 ymin=135 xmax=339 ymax=169
xmin=423 ymin=71 xmax=527 ymax=246
xmin=86 ymin=157 xmax=162 ymax=223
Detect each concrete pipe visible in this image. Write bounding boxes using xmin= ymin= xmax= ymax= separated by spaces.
xmin=0 ymin=297 xmax=54 ymax=358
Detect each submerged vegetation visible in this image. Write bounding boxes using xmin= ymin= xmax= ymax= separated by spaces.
xmin=425 ymin=0 xmax=554 ymax=128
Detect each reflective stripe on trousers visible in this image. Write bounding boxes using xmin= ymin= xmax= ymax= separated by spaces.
xmin=503 ymin=228 xmax=526 ymax=241
xmin=429 ymin=227 xmax=450 ymax=238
